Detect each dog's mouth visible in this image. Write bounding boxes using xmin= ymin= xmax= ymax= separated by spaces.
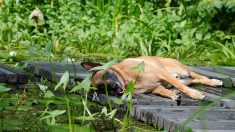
xmin=96 ymin=82 xmax=123 ymax=96
xmin=96 ymin=71 xmax=124 ymax=96
xmin=117 ymin=87 xmax=124 ymax=94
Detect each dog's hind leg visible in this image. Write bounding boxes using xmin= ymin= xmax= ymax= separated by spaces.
xmin=151 ymin=85 xmax=181 ymax=101
xmin=189 ymin=71 xmax=223 ymax=87
xmin=158 ymin=71 xmax=205 ymax=100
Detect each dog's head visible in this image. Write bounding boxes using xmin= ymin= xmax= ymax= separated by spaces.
xmin=81 ymin=62 xmax=124 ymax=96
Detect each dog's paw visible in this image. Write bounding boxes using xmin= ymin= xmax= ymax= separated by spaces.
xmin=190 ymin=89 xmax=205 ymax=100
xmin=210 ymin=79 xmax=223 ymax=87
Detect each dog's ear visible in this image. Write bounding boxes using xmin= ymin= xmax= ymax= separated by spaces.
xmin=81 ymin=62 xmax=102 ymax=70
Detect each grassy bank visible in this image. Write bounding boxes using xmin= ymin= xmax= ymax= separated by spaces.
xmin=0 ymin=0 xmax=235 ymax=65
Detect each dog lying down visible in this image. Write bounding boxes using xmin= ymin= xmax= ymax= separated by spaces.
xmin=81 ymin=56 xmax=223 ymax=100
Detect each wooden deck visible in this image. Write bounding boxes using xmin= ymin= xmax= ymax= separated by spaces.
xmin=1 ymin=61 xmax=235 ymax=131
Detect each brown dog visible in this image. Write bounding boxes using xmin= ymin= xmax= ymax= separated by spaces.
xmin=81 ymin=56 xmax=223 ymax=100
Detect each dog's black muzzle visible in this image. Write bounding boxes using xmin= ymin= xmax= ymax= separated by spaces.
xmin=97 ymin=71 xmax=123 ymax=96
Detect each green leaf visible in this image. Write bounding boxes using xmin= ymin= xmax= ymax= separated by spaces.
xmin=69 ymin=83 xmax=83 ymax=93
xmin=101 ymin=106 xmax=107 ymax=115
xmin=121 ymin=93 xmax=128 ymax=101
xmin=76 ymin=113 xmax=97 ymax=121
xmin=114 ymin=98 xmax=123 ymax=105
xmin=125 ymin=81 xmax=135 ymax=93
xmin=107 ymin=109 xmax=117 ymax=119
xmin=196 ymin=33 xmax=202 ymax=40
xmin=174 ymin=39 xmax=182 ymax=44
xmin=120 ymin=81 xmax=135 ymax=102
xmin=44 ymin=90 xmax=55 ymax=98
xmin=55 ymin=71 xmax=69 ymax=91
xmin=70 ymin=76 xmax=91 ymax=93
xmin=101 ymin=107 xmax=117 ymax=119
xmin=130 ymin=61 xmax=145 ymax=71
xmin=0 ymin=85 xmax=11 ymax=93
xmin=40 ymin=110 xmax=66 ymax=120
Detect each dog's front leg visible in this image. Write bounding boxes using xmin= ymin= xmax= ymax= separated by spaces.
xmin=158 ymin=71 xmax=205 ymax=100
xmin=151 ymin=85 xmax=181 ymax=101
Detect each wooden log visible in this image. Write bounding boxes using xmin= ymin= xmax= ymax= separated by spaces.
xmin=184 ymin=120 xmax=235 ymax=130
xmin=133 ymin=94 xmax=178 ymax=106
xmin=195 ymin=130 xmax=235 ymax=132
xmin=0 ymin=64 xmax=28 ymax=84
xmin=22 ymin=61 xmax=91 ymax=82
xmin=193 ymin=66 xmax=235 ymax=77
xmin=146 ymin=109 xmax=235 ymax=120
xmin=0 ymin=66 xmax=17 ymax=83
xmin=133 ymin=105 xmax=235 ymax=131
xmin=189 ymin=67 xmax=233 ymax=87
xmin=231 ymin=78 xmax=235 ymax=87
xmin=0 ymin=71 xmax=7 ymax=83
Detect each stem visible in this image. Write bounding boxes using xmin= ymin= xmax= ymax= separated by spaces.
xmin=104 ymin=80 xmax=117 ymax=130
xmin=65 ymin=95 xmax=73 ymax=132
xmin=104 ymin=81 xmax=112 ymax=112
xmin=82 ymin=95 xmax=86 ymax=125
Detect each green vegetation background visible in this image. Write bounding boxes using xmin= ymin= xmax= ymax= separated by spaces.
xmin=1 ymin=0 xmax=235 ymax=65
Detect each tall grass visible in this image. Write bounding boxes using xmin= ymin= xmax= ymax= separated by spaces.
xmin=0 ymin=0 xmax=235 ymax=65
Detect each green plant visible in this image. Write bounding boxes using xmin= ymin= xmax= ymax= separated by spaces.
xmin=1 ymin=0 xmax=235 ymax=65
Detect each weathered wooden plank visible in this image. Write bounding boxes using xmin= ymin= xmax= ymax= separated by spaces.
xmin=189 ymin=67 xmax=233 ymax=87
xmin=0 ymin=64 xmax=28 ymax=84
xmin=0 ymin=66 xmax=17 ymax=83
xmin=231 ymin=78 xmax=235 ymax=88
xmin=194 ymin=86 xmax=235 ymax=100
xmin=202 ymin=91 xmax=235 ymax=108
xmin=147 ymin=109 xmax=235 ymax=120
xmin=185 ymin=120 xmax=235 ymax=130
xmin=23 ymin=61 xmax=89 ymax=73
xmin=133 ymin=89 xmax=234 ymax=107
xmin=192 ymin=66 xmax=235 ymax=77
xmin=212 ymin=67 xmax=235 ymax=77
xmin=133 ymin=105 xmax=235 ymax=113
xmin=193 ymin=85 xmax=222 ymax=96
xmin=133 ymin=94 xmax=178 ymax=106
xmin=133 ymin=105 xmax=235 ymax=131
xmin=0 ymin=71 xmax=7 ymax=83
xmin=192 ymin=66 xmax=235 ymax=88
xmin=23 ymin=61 xmax=91 ymax=82
xmin=84 ymin=89 xmax=234 ymax=109
xmin=195 ymin=130 xmax=235 ymax=132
